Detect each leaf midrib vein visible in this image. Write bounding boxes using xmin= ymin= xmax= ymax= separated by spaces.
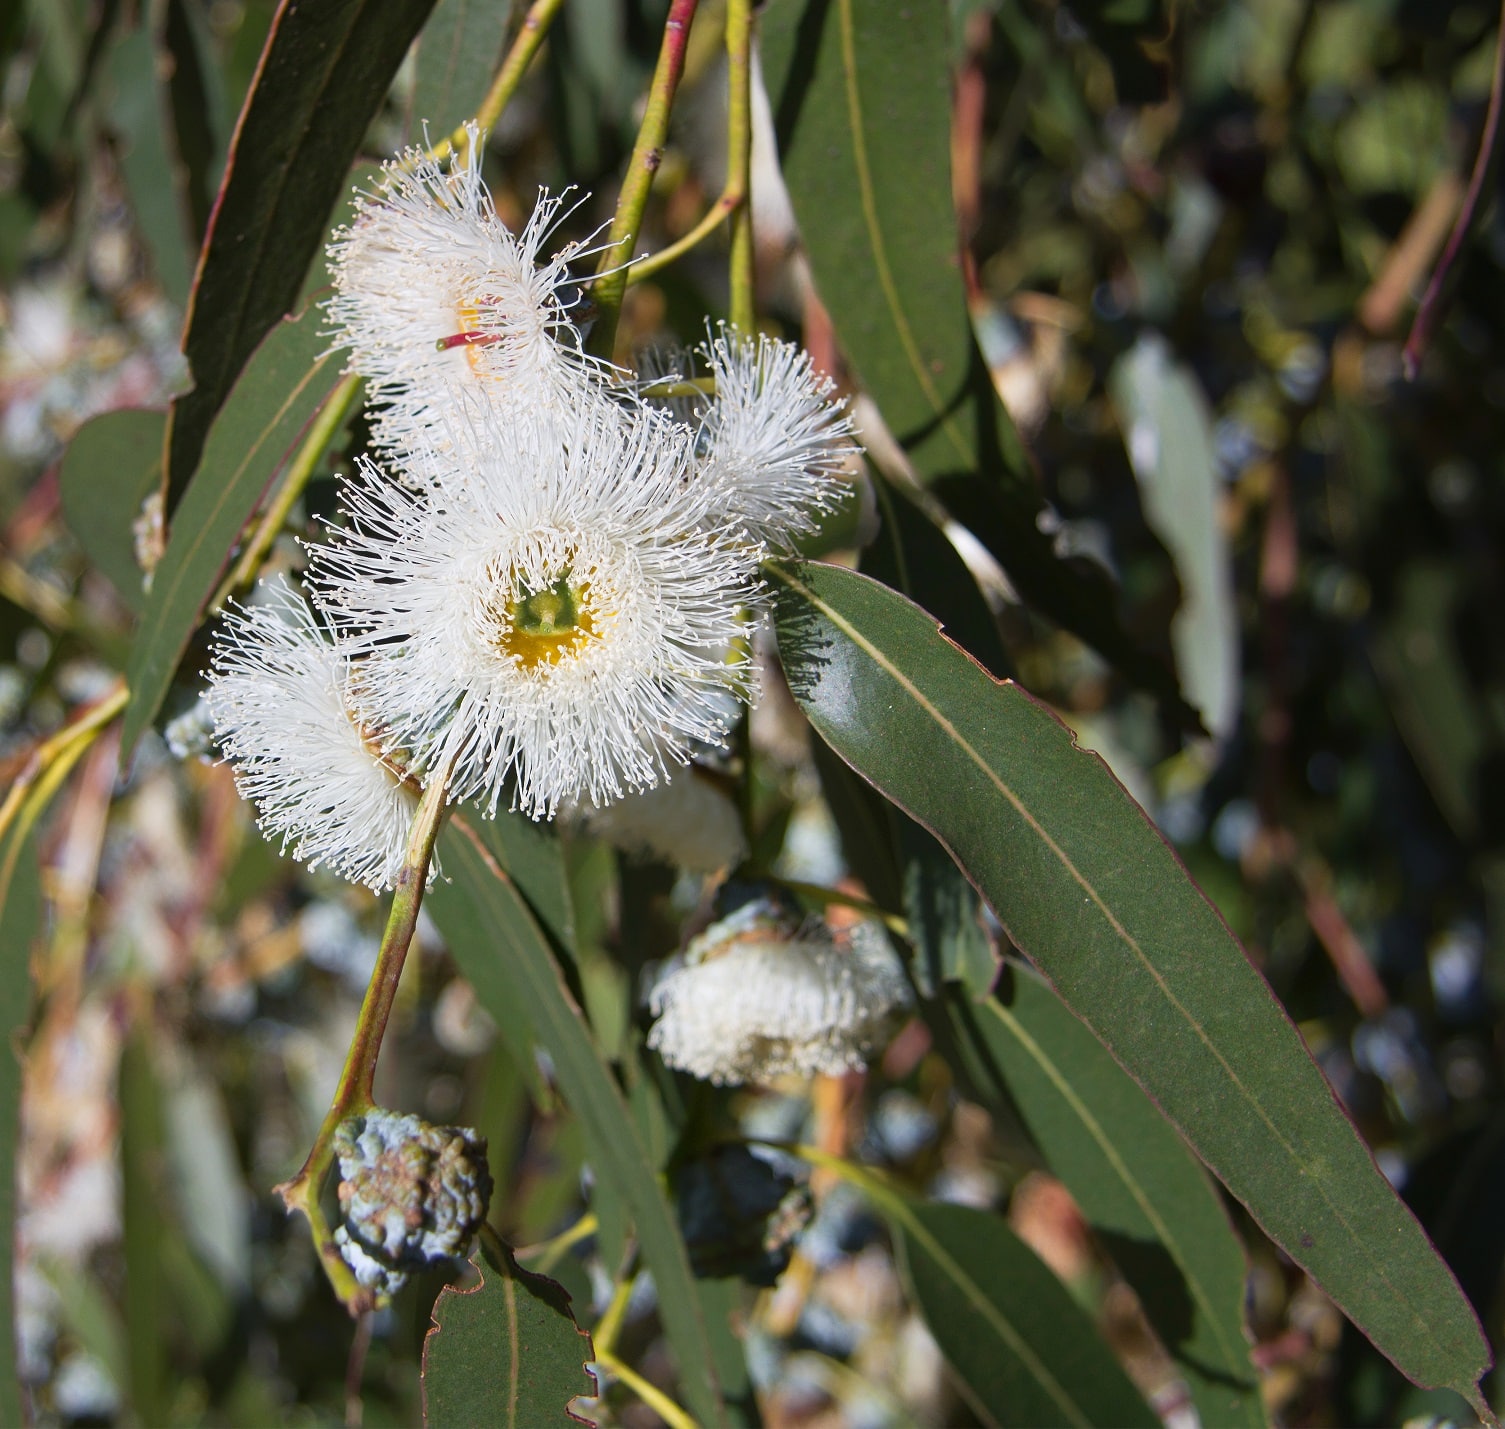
xmin=836 ymin=0 xmax=970 ymax=467
xmin=985 ymin=999 xmax=1260 ymax=1424
xmin=772 ymin=563 xmax=1453 ymax=1361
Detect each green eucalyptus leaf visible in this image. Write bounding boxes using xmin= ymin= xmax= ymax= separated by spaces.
xmin=58 ymin=407 xmax=165 ymax=613
xmin=769 ymin=558 xmax=1491 ymax=1410
xmin=163 ymin=0 xmax=436 ymax=509
xmin=950 ymin=969 xmax=1263 ymax=1427
xmin=122 ymin=308 xmax=343 ymax=757
xmin=759 ymin=0 xmax=1196 ymax=723
xmin=104 ymin=25 xmax=195 ymax=305
xmin=429 ymin=819 xmax=730 ymax=1426
xmin=0 ymin=826 xmax=41 ymax=1429
xmin=1109 ymin=335 xmax=1238 ymax=744
xmin=891 ymin=1198 xmax=1158 ymax=1427
xmin=405 ymin=0 xmax=514 ymax=145
xmin=421 ymin=1236 xmax=594 ymax=1427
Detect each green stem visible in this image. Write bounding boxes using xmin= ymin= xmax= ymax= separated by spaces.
xmin=725 ymin=0 xmax=755 ymax=330
xmin=596 ymin=1349 xmax=698 ymax=1429
xmin=425 ymin=0 xmax=567 ymax=167
xmin=626 ymin=0 xmax=755 ymax=314
xmin=588 ymin=0 xmax=701 ymax=357
xmin=515 ymin=1209 xmax=599 ymax=1274
xmin=212 ymin=374 xmax=362 ymax=612
xmin=275 ymin=763 xmax=454 ymax=1313
xmin=0 ymin=680 xmax=128 ymax=847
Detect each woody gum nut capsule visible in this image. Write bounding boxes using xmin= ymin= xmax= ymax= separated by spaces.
xmin=331 ymin=1109 xmax=493 ymax=1299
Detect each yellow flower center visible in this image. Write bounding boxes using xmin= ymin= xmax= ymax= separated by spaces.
xmin=500 ymin=573 xmax=599 ymax=671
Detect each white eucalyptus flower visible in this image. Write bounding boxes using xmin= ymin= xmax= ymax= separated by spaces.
xmin=579 ymin=765 xmax=748 ymax=874
xmin=205 ymin=578 xmax=421 ymax=891
xmin=325 ymin=124 xmax=614 ymax=449
xmin=696 ymin=326 xmax=857 ymax=551
xmin=310 ymin=401 xmax=761 ymax=820
xmin=646 ymin=899 xmax=912 ymax=1085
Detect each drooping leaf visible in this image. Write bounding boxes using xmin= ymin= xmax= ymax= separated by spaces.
xmin=1109 ymin=335 xmax=1239 ymax=744
xmin=890 ymin=1197 xmax=1158 ymax=1427
xmin=422 ymin=1236 xmax=594 ymax=1427
xmin=162 ymin=0 xmax=437 ymax=509
xmin=58 ymin=407 xmax=165 ymax=613
xmin=862 ymin=477 xmax=1003 ymax=994
xmin=429 ymin=819 xmax=729 ymax=1426
xmin=103 ymin=25 xmax=194 ymax=305
xmin=1371 ymin=559 xmax=1488 ymax=844
xmin=862 ymin=474 xmax=1011 ymax=681
xmin=404 ymin=0 xmax=513 ymax=146
xmin=0 ymin=826 xmax=42 ymax=1429
xmin=948 ymin=968 xmax=1263 ymax=1427
xmin=122 ymin=308 xmax=344 ymax=757
xmin=769 ymin=559 xmax=1492 ymax=1409
xmin=759 ymin=0 xmax=1196 ymax=723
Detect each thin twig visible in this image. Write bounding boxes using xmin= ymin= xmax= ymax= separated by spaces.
xmin=595 ymin=1349 xmax=698 ymax=1429
xmin=627 ymin=0 xmax=755 ymax=315
xmin=0 ymin=680 xmax=128 ymax=848
xmin=1403 ymin=0 xmax=1505 ymax=378
xmin=588 ymin=0 xmax=701 ymax=356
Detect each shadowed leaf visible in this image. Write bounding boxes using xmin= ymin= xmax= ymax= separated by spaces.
xmin=894 ymin=1199 xmax=1159 ymax=1428
xmin=59 ymin=407 xmax=165 ymax=613
xmin=405 ymin=0 xmax=513 ymax=145
xmin=429 ymin=819 xmax=729 ymax=1425
xmin=759 ymin=0 xmax=1196 ymax=723
xmin=948 ymin=968 xmax=1263 ymax=1426
xmin=162 ymin=0 xmax=436 ymax=509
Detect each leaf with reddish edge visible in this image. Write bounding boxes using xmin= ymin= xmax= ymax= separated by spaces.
xmin=162 ymin=0 xmax=436 ymax=511
xmin=422 ymin=1236 xmax=596 ymax=1428
xmin=769 ymin=558 xmax=1493 ymax=1415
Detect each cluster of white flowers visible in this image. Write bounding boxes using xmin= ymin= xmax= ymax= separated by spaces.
xmin=204 ymin=125 xmax=856 ymax=889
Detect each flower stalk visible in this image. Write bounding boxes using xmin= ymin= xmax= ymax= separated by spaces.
xmin=275 ymin=758 xmax=454 ymax=1313
xmin=588 ymin=0 xmax=701 ymax=356
xmin=627 ymin=0 xmax=755 ymax=304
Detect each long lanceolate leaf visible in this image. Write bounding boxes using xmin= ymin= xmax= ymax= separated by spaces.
xmin=758 ymin=0 xmax=1195 ymax=722
xmin=123 ymin=309 xmax=343 ymax=758
xmin=0 ymin=827 xmax=42 ymax=1428
xmin=769 ymin=560 xmax=1493 ymax=1413
xmin=163 ymin=0 xmax=436 ymax=509
xmin=893 ymin=1201 xmax=1158 ymax=1429
xmin=428 ymin=820 xmax=729 ymax=1427
xmin=951 ymin=971 xmax=1263 ymax=1427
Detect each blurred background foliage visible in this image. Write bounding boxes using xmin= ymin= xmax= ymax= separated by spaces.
xmin=3 ymin=0 xmax=1505 ymax=1423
